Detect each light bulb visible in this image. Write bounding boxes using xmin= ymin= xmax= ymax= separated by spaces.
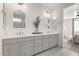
xmin=53 ymin=16 xmax=57 ymax=20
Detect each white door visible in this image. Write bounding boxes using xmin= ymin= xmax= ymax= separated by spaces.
xmin=0 ymin=3 xmax=3 ymax=56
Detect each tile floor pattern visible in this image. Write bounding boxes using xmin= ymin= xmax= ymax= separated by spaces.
xmin=63 ymin=40 xmax=79 ymax=53
xmin=36 ymin=47 xmax=78 ymax=56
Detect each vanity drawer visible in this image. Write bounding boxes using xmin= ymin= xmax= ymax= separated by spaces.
xmin=43 ymin=34 xmax=58 ymax=38
xmin=22 ymin=37 xmax=33 ymax=42
xmin=3 ymin=39 xmax=20 ymax=45
xmin=43 ymin=35 xmax=48 ymax=39
xmin=34 ymin=36 xmax=42 ymax=40
xmin=43 ymin=34 xmax=53 ymax=38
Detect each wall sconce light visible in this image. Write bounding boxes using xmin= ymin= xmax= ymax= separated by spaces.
xmin=43 ymin=10 xmax=50 ymax=18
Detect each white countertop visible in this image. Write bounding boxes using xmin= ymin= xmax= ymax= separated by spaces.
xmin=2 ymin=32 xmax=59 ymax=39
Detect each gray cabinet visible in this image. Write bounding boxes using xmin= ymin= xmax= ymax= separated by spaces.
xmin=18 ymin=42 xmax=23 ymax=56
xmin=43 ymin=37 xmax=49 ymax=50
xmin=3 ymin=37 xmax=34 ymax=56
xmin=48 ymin=34 xmax=58 ymax=48
xmin=23 ymin=40 xmax=33 ymax=56
xmin=34 ymin=36 xmax=43 ymax=54
xmin=3 ymin=43 xmax=19 ymax=56
xmin=43 ymin=34 xmax=58 ymax=50
xmin=3 ymin=45 xmax=8 ymax=56
xmin=3 ymin=34 xmax=58 ymax=56
xmin=3 ymin=40 xmax=34 ymax=56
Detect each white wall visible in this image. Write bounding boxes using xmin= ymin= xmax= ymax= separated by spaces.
xmin=3 ymin=3 xmax=47 ymax=38
xmin=56 ymin=8 xmax=63 ymax=47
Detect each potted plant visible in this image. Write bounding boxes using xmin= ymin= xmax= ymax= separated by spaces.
xmin=33 ymin=16 xmax=41 ymax=34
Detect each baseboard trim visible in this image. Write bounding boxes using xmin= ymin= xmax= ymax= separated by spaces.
xmin=32 ymin=45 xmax=58 ymax=56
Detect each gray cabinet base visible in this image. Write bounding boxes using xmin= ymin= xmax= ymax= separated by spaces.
xmin=32 ymin=45 xmax=58 ymax=56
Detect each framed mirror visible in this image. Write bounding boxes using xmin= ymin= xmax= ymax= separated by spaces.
xmin=12 ymin=9 xmax=25 ymax=28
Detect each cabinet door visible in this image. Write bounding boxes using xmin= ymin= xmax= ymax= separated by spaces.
xmin=48 ymin=35 xmax=58 ymax=48
xmin=23 ymin=40 xmax=33 ymax=56
xmin=3 ymin=43 xmax=19 ymax=56
xmin=48 ymin=38 xmax=55 ymax=48
xmin=3 ymin=45 xmax=9 ymax=56
xmin=19 ymin=42 xmax=23 ymax=56
xmin=53 ymin=34 xmax=58 ymax=46
xmin=43 ymin=38 xmax=49 ymax=50
xmin=34 ymin=39 xmax=42 ymax=54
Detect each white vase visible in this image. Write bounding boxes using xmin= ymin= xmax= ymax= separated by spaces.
xmin=35 ymin=28 xmax=38 ymax=33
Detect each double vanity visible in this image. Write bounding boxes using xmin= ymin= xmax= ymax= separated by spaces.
xmin=2 ymin=33 xmax=59 ymax=56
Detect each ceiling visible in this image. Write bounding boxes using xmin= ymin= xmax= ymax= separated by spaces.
xmin=19 ymin=3 xmax=75 ymax=19
xmin=40 ymin=3 xmax=75 ymax=9
xmin=25 ymin=3 xmax=75 ymax=19
xmin=25 ymin=3 xmax=74 ymax=9
xmin=64 ymin=4 xmax=77 ymax=19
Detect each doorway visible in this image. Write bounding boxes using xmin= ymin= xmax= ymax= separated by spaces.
xmin=63 ymin=3 xmax=79 ymax=54
xmin=63 ymin=13 xmax=79 ymax=54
